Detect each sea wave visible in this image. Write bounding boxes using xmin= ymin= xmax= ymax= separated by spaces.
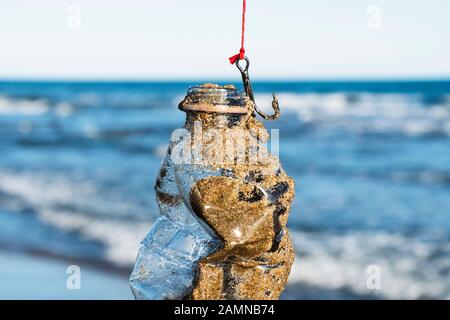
xmin=1 ymin=82 xmax=449 ymax=300
xmin=3 ymin=90 xmax=450 ymax=137
xmin=0 ymin=170 xmax=151 ymax=265
xmin=257 ymin=92 xmax=450 ymax=137
xmin=1 ymin=170 xmax=448 ymax=299
xmin=0 ymin=96 xmax=50 ymax=116
xmin=38 ymin=209 xmax=150 ymax=266
xmin=21 ymin=205 xmax=450 ymax=299
xmin=287 ymin=230 xmax=450 ymax=300
xmin=0 ymin=171 xmax=147 ymax=218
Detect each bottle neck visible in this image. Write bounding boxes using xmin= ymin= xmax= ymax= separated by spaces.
xmin=184 ymin=111 xmax=250 ymax=130
xmin=180 ymin=84 xmax=249 ymax=115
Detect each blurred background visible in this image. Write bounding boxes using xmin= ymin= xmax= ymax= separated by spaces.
xmin=0 ymin=0 xmax=449 ymax=299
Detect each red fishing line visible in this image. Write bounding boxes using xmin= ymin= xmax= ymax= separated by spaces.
xmin=229 ymin=0 xmax=246 ymax=64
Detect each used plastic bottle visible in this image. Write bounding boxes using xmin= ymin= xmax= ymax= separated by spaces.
xmin=130 ymin=84 xmax=294 ymax=300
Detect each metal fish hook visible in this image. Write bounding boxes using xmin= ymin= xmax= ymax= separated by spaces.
xmin=235 ymin=56 xmax=280 ymax=120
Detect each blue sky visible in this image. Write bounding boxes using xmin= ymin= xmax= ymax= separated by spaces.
xmin=0 ymin=0 xmax=449 ymax=79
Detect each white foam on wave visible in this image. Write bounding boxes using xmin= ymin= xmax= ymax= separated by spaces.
xmin=39 ymin=209 xmax=150 ymax=266
xmin=287 ymin=230 xmax=450 ymax=299
xmin=0 ymin=95 xmax=76 ymax=118
xmin=257 ymin=92 xmax=450 ymax=136
xmin=0 ymin=171 xmax=147 ymax=218
xmin=0 ymin=96 xmax=49 ymax=116
xmin=0 ymin=171 xmax=150 ymax=265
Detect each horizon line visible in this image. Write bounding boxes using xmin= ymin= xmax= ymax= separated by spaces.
xmin=1 ymin=76 xmax=450 ymax=83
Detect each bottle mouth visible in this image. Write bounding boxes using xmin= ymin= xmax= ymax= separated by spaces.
xmin=179 ymin=84 xmax=249 ymax=114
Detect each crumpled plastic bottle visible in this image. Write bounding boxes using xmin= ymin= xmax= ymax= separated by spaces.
xmin=130 ymin=84 xmax=294 ymax=300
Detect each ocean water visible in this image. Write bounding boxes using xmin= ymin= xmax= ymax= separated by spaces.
xmin=0 ymin=80 xmax=449 ymax=299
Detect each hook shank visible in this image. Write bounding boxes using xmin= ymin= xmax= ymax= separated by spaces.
xmin=235 ymin=56 xmax=280 ymax=120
